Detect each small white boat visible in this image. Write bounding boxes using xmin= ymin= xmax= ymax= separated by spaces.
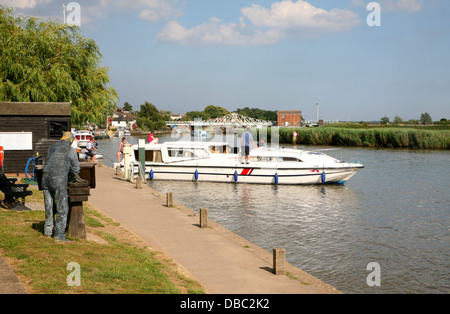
xmin=123 ymin=141 xmax=363 ymax=185
xmin=73 ymin=130 xmax=93 ymax=148
xmin=72 ymin=130 xmax=103 ymax=161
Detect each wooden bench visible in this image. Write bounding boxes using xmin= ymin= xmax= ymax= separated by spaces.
xmin=0 ymin=174 xmax=33 ymax=210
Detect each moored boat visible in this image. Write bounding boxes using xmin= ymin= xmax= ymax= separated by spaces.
xmin=72 ymin=130 xmax=103 ymax=161
xmin=121 ymin=141 xmax=363 ymax=185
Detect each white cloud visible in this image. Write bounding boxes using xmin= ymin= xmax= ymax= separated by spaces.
xmin=0 ymin=0 xmax=181 ymax=24
xmin=114 ymin=0 xmax=182 ymax=22
xmin=380 ymin=0 xmax=424 ymax=12
xmin=0 ymin=0 xmax=50 ymax=9
xmin=241 ymin=0 xmax=361 ymax=32
xmin=157 ymin=0 xmax=361 ymax=46
xmin=156 ymin=18 xmax=284 ymax=45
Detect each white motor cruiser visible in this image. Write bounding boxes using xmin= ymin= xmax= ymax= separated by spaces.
xmin=120 ymin=141 xmax=363 ymax=185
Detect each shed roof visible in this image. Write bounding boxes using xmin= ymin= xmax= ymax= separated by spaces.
xmin=0 ymin=102 xmax=71 ymax=116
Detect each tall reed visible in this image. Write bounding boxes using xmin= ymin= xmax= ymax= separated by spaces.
xmin=267 ymin=127 xmax=449 ymax=149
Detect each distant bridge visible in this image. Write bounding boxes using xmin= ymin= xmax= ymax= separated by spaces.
xmin=166 ymin=113 xmax=273 ymax=128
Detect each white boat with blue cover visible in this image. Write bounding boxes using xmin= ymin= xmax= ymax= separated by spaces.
xmin=126 ymin=141 xmax=363 ymax=185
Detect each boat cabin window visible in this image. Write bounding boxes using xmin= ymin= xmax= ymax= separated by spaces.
xmin=134 ymin=149 xmax=162 ymax=162
xmin=167 ymin=147 xmax=208 ymax=159
xmin=209 ymin=145 xmax=230 ymax=154
xmin=251 ymin=156 xmax=303 ymax=162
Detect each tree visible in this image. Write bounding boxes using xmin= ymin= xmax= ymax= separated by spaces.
xmin=123 ymin=102 xmax=133 ymax=112
xmin=184 ymin=111 xmax=209 ymax=121
xmin=393 ymin=115 xmax=403 ymax=124
xmin=137 ymin=102 xmax=166 ymax=131
xmin=0 ymin=6 xmax=118 ymax=125
xmin=380 ymin=116 xmax=390 ymax=124
xmin=420 ymin=112 xmax=432 ymax=125
xmin=204 ymin=105 xmax=229 ymax=119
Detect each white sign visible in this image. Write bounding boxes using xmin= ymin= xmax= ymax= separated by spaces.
xmin=0 ymin=132 xmax=33 ymax=150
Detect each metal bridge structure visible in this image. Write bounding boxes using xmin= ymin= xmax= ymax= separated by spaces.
xmin=166 ymin=113 xmax=273 ymax=128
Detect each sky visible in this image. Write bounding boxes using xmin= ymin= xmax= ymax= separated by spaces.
xmin=2 ymin=0 xmax=449 ymax=122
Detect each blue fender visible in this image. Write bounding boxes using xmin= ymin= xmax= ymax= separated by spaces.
xmin=274 ymin=173 xmax=279 ymax=185
xmin=150 ymin=169 xmax=154 ymax=180
xmin=195 ymin=169 xmax=199 ymax=180
xmin=234 ymin=170 xmax=238 ymax=182
xmin=321 ymin=171 xmax=326 ymax=184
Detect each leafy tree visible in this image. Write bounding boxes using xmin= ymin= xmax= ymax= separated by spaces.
xmin=137 ymin=101 xmax=166 ymax=131
xmin=123 ymin=102 xmax=133 ymax=112
xmin=204 ymin=105 xmax=229 ymax=119
xmin=393 ymin=115 xmax=403 ymax=124
xmin=0 ymin=6 xmax=118 ymax=125
xmin=236 ymin=107 xmax=277 ymax=122
xmin=380 ymin=116 xmax=390 ymax=124
xmin=184 ymin=111 xmax=209 ymax=121
xmin=420 ymin=112 xmax=433 ymax=125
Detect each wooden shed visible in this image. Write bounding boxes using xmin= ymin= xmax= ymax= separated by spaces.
xmin=0 ymin=102 xmax=71 ymax=175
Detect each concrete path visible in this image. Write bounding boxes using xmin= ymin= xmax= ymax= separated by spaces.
xmin=0 ymin=254 xmax=28 ymax=294
xmin=88 ymin=166 xmax=340 ymax=294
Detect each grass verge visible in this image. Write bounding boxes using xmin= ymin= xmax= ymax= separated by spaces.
xmin=0 ymin=186 xmax=205 ymax=294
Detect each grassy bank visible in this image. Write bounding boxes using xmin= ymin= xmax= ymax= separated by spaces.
xmin=0 ymin=187 xmax=204 ymax=294
xmin=268 ymin=125 xmax=450 ymax=149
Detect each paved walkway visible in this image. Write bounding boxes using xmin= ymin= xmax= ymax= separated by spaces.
xmin=0 ymin=254 xmax=28 ymax=294
xmin=88 ymin=166 xmax=341 ymax=294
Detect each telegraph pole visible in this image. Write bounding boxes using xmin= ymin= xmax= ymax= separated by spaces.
xmin=316 ymin=102 xmax=319 ymax=124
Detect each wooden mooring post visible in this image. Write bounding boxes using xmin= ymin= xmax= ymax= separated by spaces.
xmin=200 ymin=208 xmax=208 ymax=228
xmin=273 ymin=248 xmax=286 ymax=275
xmin=166 ymin=192 xmax=174 ymax=207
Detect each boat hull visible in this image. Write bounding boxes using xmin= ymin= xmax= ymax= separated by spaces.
xmin=136 ymin=163 xmax=362 ymax=185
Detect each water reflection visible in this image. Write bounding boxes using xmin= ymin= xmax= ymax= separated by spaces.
xmin=96 ymin=135 xmax=449 ymax=294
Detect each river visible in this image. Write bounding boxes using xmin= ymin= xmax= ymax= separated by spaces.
xmin=96 ymin=134 xmax=449 ymax=294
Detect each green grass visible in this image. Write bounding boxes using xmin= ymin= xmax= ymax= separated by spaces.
xmin=0 ymin=189 xmax=205 ymax=294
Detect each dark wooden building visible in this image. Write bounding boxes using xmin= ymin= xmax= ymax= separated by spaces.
xmin=0 ymin=102 xmax=71 ymax=174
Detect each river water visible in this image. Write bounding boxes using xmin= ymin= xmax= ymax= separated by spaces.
xmin=96 ymin=135 xmax=449 ymax=294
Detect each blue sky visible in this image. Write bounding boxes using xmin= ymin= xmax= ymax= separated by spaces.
xmin=2 ymin=0 xmax=449 ymax=121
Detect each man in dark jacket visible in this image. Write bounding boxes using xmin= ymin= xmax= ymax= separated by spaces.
xmin=42 ymin=131 xmax=84 ymax=242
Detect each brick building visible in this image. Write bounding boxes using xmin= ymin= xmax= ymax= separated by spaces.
xmin=277 ymin=110 xmax=302 ymax=127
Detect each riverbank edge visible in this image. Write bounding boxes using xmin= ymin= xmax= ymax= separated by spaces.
xmin=99 ymin=164 xmax=341 ymax=294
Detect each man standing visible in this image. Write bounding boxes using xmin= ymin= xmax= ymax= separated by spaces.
xmin=240 ymin=126 xmax=255 ymax=164
xmin=42 ymin=132 xmax=84 ymax=242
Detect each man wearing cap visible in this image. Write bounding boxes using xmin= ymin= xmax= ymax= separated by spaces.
xmin=42 ymin=131 xmax=85 ymax=242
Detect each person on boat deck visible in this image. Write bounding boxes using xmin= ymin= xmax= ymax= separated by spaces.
xmin=148 ymin=131 xmax=159 ymax=144
xmin=117 ymin=137 xmax=127 ymax=163
xmin=85 ymin=137 xmax=97 ymax=163
xmin=241 ymin=126 xmax=255 ymax=164
xmin=258 ymin=138 xmax=266 ymax=148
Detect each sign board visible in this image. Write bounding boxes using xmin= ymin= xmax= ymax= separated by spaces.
xmin=0 ymin=132 xmax=33 ymax=150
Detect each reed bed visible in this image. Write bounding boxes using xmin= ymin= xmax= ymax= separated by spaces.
xmin=267 ymin=127 xmax=449 ymax=149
